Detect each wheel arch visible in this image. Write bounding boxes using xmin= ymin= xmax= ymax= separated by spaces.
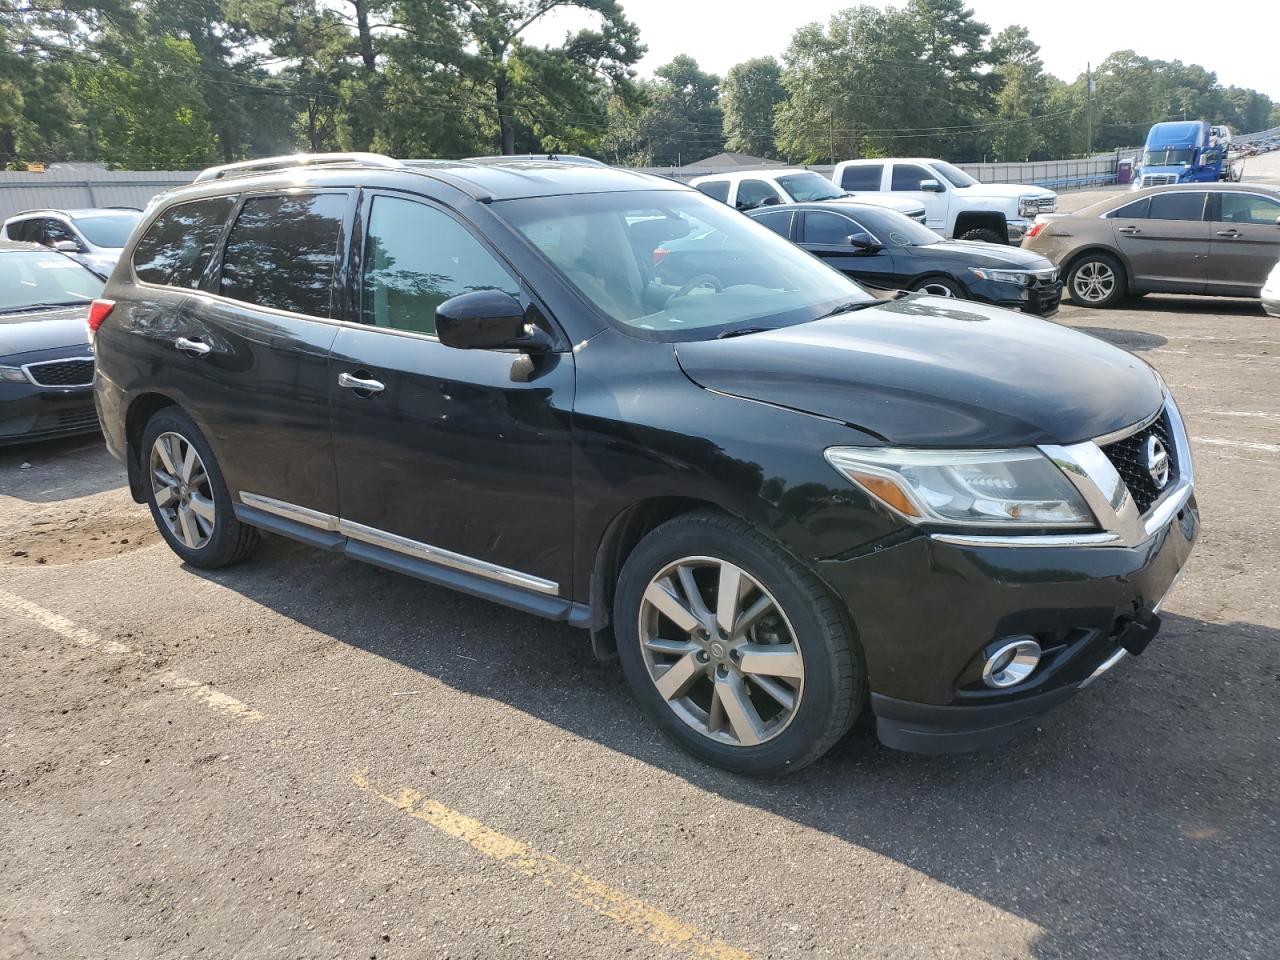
xmin=124 ymin=392 xmax=181 ymax=502
xmin=909 ymin=272 xmax=966 ymax=295
xmin=952 ymin=210 xmax=1007 ymax=237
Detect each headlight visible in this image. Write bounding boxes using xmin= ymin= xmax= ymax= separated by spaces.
xmin=824 ymin=447 xmax=1094 ymax=527
xmin=1018 ymin=197 xmax=1040 ymax=217
xmin=0 ymin=364 xmax=30 ymax=383
xmin=968 ymin=267 xmax=1029 ymax=284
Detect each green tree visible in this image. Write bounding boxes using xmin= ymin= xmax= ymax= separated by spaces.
xmin=607 ymin=55 xmax=722 ymax=166
xmin=721 ymin=56 xmax=783 ymax=157
xmin=988 ymin=26 xmax=1049 ymax=160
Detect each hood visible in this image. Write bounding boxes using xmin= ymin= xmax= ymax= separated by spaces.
xmin=675 ymin=298 xmax=1162 ymax=447
xmin=834 ymin=195 xmax=925 ymax=215
xmin=0 ymin=305 xmax=91 ymax=361
xmin=956 ymin=182 xmax=1056 ymax=201
xmin=920 ymin=240 xmax=1055 ymax=270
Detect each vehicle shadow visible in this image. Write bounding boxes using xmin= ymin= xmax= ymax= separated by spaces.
xmin=0 ymin=433 xmax=125 ymax=503
xmin=192 ymin=536 xmax=1279 ymax=960
xmin=1072 ymin=327 xmax=1168 ymax=352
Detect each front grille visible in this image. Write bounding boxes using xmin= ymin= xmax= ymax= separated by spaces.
xmin=1101 ymin=412 xmax=1178 ymax=514
xmin=24 ymin=357 xmax=94 ymax=387
xmin=57 ymin=408 xmax=100 ymax=430
xmin=1140 ymin=174 xmax=1178 ymax=187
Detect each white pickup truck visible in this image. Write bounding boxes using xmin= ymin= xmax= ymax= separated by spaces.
xmin=830 ymin=158 xmax=1057 ymax=244
xmin=688 ymin=169 xmax=928 ymax=223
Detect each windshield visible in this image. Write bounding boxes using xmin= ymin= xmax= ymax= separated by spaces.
xmin=846 ymin=206 xmax=941 ymax=246
xmin=775 ymin=172 xmax=846 ymax=202
xmin=0 ymin=251 xmax=103 ymax=311
xmin=933 ymin=161 xmax=978 ymax=188
xmin=72 ymin=212 xmax=140 ymax=248
xmin=497 ymin=190 xmax=870 ymax=339
xmin=1143 ymin=148 xmax=1195 ymax=167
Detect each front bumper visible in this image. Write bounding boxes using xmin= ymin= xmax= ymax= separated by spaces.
xmin=1 ymin=381 xmax=99 ymax=445
xmin=1006 ymin=218 xmax=1034 ymax=242
xmin=968 ymin=277 xmax=1062 ymax=317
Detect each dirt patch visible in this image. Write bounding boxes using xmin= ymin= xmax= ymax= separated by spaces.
xmin=2 ymin=511 xmax=159 ymax=567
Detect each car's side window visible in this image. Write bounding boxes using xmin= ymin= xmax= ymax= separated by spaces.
xmin=42 ymin=219 xmax=79 ymax=247
xmin=220 ymin=192 xmax=346 ymax=317
xmin=736 ymin=179 xmax=779 ymax=209
xmin=1148 ymin=192 xmax=1207 ymax=222
xmin=753 ymin=210 xmax=793 ymax=238
xmin=360 ymin=195 xmax=522 ymax=336
xmin=695 ymin=180 xmax=730 ymax=203
xmin=803 ymin=211 xmax=857 ymax=245
xmin=891 ymin=164 xmax=933 ymax=191
xmin=840 ymin=164 xmax=883 ymax=191
xmin=1217 ymin=192 xmax=1280 ymax=225
xmin=1108 ymin=198 xmax=1150 ymax=219
xmin=133 ymin=196 xmax=237 ymax=288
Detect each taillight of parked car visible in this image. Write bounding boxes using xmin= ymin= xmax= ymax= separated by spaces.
xmin=87 ymin=299 xmax=115 ymax=345
xmin=1025 ymin=221 xmax=1047 ymax=240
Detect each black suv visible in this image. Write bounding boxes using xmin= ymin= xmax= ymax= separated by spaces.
xmin=92 ymin=154 xmax=1198 ymax=775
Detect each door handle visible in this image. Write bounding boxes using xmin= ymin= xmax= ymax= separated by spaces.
xmin=1117 ymin=226 xmax=1141 ymax=235
xmin=1215 ymin=229 xmax=1241 ymax=237
xmin=337 ymin=371 xmax=385 ymax=394
xmin=175 ymin=336 xmax=211 ymax=356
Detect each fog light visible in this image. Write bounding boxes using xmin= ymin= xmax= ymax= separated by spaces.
xmin=982 ymin=637 xmax=1041 ymax=689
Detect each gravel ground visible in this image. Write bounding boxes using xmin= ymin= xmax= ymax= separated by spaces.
xmin=2 ymin=288 xmax=1279 ymax=958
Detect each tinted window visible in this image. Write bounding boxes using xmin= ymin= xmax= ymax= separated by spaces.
xmin=5 ymin=219 xmax=36 ymax=242
xmin=40 ymin=219 xmax=79 ymax=247
xmin=891 ymin=164 xmax=935 ymax=191
xmin=736 ymin=179 xmax=779 ymax=209
xmin=1148 ymin=192 xmax=1206 ymax=221
xmin=840 ymin=164 xmax=883 ymax=191
xmin=695 ymin=180 xmax=730 ymax=202
xmin=1107 ymin=197 xmax=1150 ymax=219
xmin=133 ymin=196 xmax=236 ymax=288
xmin=361 ymin=196 xmax=521 ymax=335
xmin=220 ymin=193 xmax=346 ymax=316
xmin=74 ymin=212 xmax=140 ymax=248
xmin=804 ymin=211 xmax=860 ymax=245
xmin=1217 ymin=192 xmax=1280 ymax=225
xmin=752 ymin=210 xmax=793 ymax=237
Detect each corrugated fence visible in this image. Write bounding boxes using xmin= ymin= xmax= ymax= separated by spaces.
xmin=0 ymin=169 xmax=194 ymax=220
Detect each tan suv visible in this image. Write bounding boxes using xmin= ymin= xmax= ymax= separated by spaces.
xmin=1022 ymin=183 xmax=1280 ymax=308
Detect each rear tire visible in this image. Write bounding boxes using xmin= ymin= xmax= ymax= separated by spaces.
xmin=614 ymin=510 xmax=864 ymax=776
xmin=1066 ymin=252 xmax=1126 ymax=308
xmin=140 ymin=407 xmax=260 ymax=569
xmin=957 ymin=227 xmax=1006 ymax=245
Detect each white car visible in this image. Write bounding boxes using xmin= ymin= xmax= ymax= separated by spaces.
xmin=830 ymin=158 xmax=1056 ymax=244
xmin=688 ymin=169 xmax=928 ymax=223
xmin=1263 ymin=259 xmax=1280 ymax=317
xmin=0 ymin=208 xmax=142 ymax=278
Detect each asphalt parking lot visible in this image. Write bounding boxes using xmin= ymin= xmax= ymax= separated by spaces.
xmin=3 ymin=269 xmax=1279 ymax=957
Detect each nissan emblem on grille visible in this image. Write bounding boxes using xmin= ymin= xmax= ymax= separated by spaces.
xmin=1146 ymin=435 xmax=1170 ymax=490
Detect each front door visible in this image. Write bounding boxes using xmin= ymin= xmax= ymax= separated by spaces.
xmin=800 ymin=210 xmax=902 ymax=290
xmin=889 ymin=163 xmax=949 ymax=231
xmin=1206 ymin=190 xmax=1280 ymax=294
xmin=328 ymin=191 xmax=575 ymax=596
xmin=1113 ymin=190 xmax=1210 ymax=293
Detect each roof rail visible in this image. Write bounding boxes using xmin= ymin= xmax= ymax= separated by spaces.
xmin=9 ymin=208 xmax=68 ymax=218
xmin=193 ymin=152 xmax=402 ymax=183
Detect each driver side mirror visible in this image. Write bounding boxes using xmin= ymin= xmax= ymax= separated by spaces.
xmin=847 ymin=233 xmax=880 ymax=250
xmin=919 ymin=179 xmax=944 ymax=192
xmin=436 ymin=290 xmax=552 ymax=352
xmin=757 ymin=195 xmax=781 ymax=207
xmin=53 ymin=240 xmax=81 ymax=253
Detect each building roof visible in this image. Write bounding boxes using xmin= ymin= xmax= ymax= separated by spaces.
xmin=680 ymin=152 xmax=788 ymax=171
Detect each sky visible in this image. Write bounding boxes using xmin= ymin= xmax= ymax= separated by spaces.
xmin=524 ymin=0 xmax=1280 ymax=103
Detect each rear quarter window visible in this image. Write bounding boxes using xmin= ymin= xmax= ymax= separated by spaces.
xmin=133 ymin=196 xmax=237 ymax=288
xmin=840 ymin=165 xmax=883 ymax=191
xmin=695 ymin=180 xmax=730 ymax=203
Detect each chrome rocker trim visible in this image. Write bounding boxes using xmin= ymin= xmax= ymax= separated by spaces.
xmin=238 ymin=491 xmax=558 ymax=595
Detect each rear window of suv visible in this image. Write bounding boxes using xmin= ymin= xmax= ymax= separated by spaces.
xmin=133 ymin=197 xmax=236 ymax=288
xmin=219 ymin=193 xmax=346 ymax=317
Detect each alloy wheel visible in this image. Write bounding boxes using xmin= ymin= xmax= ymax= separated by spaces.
xmin=149 ymin=431 xmax=215 ymax=550
xmin=637 ymin=556 xmax=805 ymax=747
xmin=1072 ymin=261 xmax=1116 ymax=303
xmin=918 ymin=282 xmax=957 ymax=298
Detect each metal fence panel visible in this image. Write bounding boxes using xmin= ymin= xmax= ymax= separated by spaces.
xmin=0 ymin=171 xmax=194 ymax=221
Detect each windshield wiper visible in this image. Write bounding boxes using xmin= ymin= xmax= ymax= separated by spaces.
xmin=716 ymin=326 xmax=775 ymax=340
xmin=3 ymin=300 xmax=85 ymax=311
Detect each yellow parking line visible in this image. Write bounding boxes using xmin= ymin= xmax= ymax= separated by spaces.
xmin=0 ymin=587 xmax=265 ymax=724
xmin=352 ymin=771 xmax=752 ymax=960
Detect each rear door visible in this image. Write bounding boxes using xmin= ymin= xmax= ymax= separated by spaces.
xmin=1207 ymin=191 xmax=1280 ymax=293
xmin=1112 ymin=191 xmax=1210 ymax=293
xmin=800 ymin=209 xmax=900 ymax=289
xmin=327 ymin=190 xmax=575 ymax=595
xmin=183 ymin=189 xmax=351 ymax=517
xmin=888 ymin=163 xmax=948 ymax=231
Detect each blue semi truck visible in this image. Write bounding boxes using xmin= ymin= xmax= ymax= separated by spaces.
xmin=1134 ymin=120 xmax=1240 ymax=189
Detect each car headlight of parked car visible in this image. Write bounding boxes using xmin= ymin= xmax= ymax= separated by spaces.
xmin=968 ymin=266 xmax=1035 ymax=285
xmin=824 ymin=447 xmax=1094 ymax=526
xmin=0 ymin=364 xmax=32 ymax=383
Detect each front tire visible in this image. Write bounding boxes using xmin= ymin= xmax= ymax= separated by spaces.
xmin=910 ymin=276 xmax=966 ymax=299
xmin=957 ymin=227 xmax=1006 ymax=245
xmin=614 ymin=511 xmax=864 ymax=776
xmin=1066 ymin=252 xmax=1126 ymax=308
xmin=140 ymin=407 xmax=260 ymax=569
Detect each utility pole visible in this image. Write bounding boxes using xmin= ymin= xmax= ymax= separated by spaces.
xmin=1086 ymin=62 xmax=1093 ymax=156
